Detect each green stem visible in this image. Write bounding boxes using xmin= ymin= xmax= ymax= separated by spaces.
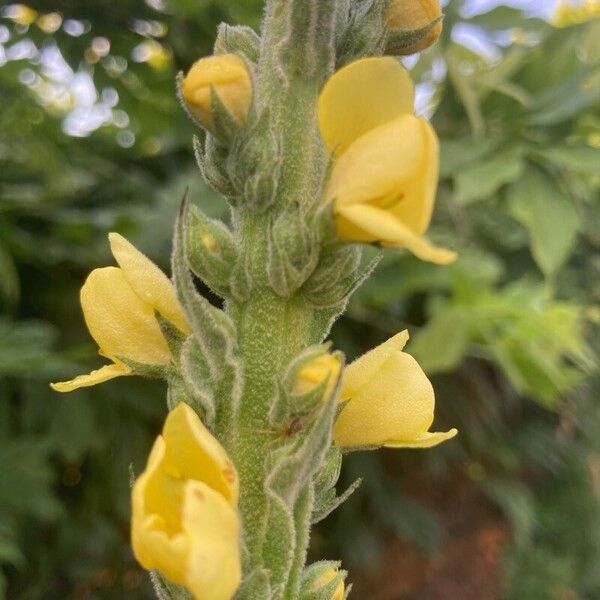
xmin=227 ymin=215 xmax=313 ymax=575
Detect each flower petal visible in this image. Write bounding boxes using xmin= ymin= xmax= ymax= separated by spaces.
xmin=184 ymin=480 xmax=242 ymax=600
xmin=109 ymin=233 xmax=191 ymax=334
xmin=162 ymin=403 xmax=239 ymax=506
xmin=81 ymin=267 xmax=172 ymax=366
xmin=385 ymin=428 xmax=458 ymax=449
xmin=327 ymin=115 xmax=437 ymax=234
xmin=318 ymin=57 xmax=414 ymax=155
xmin=341 ymin=331 xmax=409 ymax=397
xmin=132 ymin=436 xmax=190 ymax=583
xmin=50 ymin=362 xmax=130 ymax=392
xmin=337 ymin=203 xmax=456 ymax=265
xmin=335 ymin=352 xmax=439 ymax=447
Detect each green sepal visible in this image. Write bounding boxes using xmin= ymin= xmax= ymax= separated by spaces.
xmin=115 ymin=355 xmax=171 ymax=380
xmin=156 ymin=313 xmax=187 ymax=359
xmin=228 ymin=107 xmax=282 ymax=212
xmin=172 ymin=194 xmax=242 ymax=429
xmin=336 ymin=0 xmax=388 ymax=67
xmin=193 ymin=135 xmax=236 ymax=199
xmin=236 ymin=569 xmax=272 ymax=599
xmin=301 ymin=244 xmax=361 ymax=308
xmin=210 ymin=85 xmax=245 ymax=146
xmin=282 ymin=484 xmax=313 ymax=599
xmin=267 ymin=206 xmax=321 ymax=297
xmin=312 ymin=477 xmax=362 ymax=524
xmin=385 ymin=16 xmax=443 ymax=55
xmin=149 ymin=571 xmax=192 ymax=600
xmin=186 ymin=203 xmax=238 ymax=299
xmin=313 ymin=446 xmax=342 ymax=496
xmin=306 ymin=251 xmax=382 ymax=342
xmin=177 ymin=338 xmax=217 ymax=427
xmin=312 ymin=446 xmax=361 ymax=524
xmin=266 ymin=389 xmax=337 ymax=509
xmin=214 ymin=23 xmax=261 ymax=63
xmin=228 ymin=250 xmax=254 ymax=302
xmin=176 ymin=70 xmax=203 ymax=130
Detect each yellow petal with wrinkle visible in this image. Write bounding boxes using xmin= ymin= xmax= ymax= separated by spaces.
xmin=81 ymin=267 xmax=172 ymax=365
xmin=318 ymin=56 xmax=414 ymax=155
xmin=132 ymin=437 xmax=189 ymax=583
xmin=162 ymin=403 xmax=239 ymax=506
xmin=184 ymin=480 xmax=242 ymax=600
xmin=385 ymin=428 xmax=458 ymax=449
xmin=50 ymin=362 xmax=131 ymax=392
xmin=335 ymin=348 xmax=455 ymax=448
xmin=326 ymin=115 xmax=436 ymax=232
xmin=108 ymin=233 xmax=191 ymax=334
xmin=342 ymin=330 xmax=409 ymax=396
xmin=131 ymin=404 xmax=241 ymax=600
xmin=337 ymin=203 xmax=456 ymax=264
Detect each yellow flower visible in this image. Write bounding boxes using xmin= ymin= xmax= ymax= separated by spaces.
xmin=319 ymin=57 xmax=455 ymax=265
xmin=182 ymin=53 xmax=252 ymax=130
xmin=51 ymin=233 xmax=190 ymax=392
xmin=311 ymin=568 xmax=345 ymax=600
xmin=293 ymin=354 xmax=342 ymax=399
xmin=386 ymin=0 xmax=443 ymax=54
xmin=333 ymin=330 xmax=457 ymax=448
xmin=132 ymin=403 xmax=241 ymax=600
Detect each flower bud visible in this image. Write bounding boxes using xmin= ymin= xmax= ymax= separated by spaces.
xmin=311 ymin=568 xmax=345 ymax=600
xmin=385 ymin=0 xmax=443 ymax=55
xmin=182 ymin=53 xmax=252 ymax=130
xmin=294 ymin=354 xmax=342 ymax=400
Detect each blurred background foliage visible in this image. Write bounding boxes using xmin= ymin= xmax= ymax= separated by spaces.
xmin=0 ymin=0 xmax=598 ymax=598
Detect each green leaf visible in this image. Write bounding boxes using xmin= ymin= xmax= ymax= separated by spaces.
xmin=507 ymin=167 xmax=579 ymax=275
xmin=527 ymin=69 xmax=600 ymax=126
xmin=409 ymin=308 xmax=470 ymax=374
xmin=453 ymin=149 xmax=524 ymax=205
xmin=440 ymin=136 xmax=500 ymax=178
xmin=535 ymin=145 xmax=600 ymax=174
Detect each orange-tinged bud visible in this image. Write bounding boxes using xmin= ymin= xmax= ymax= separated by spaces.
xmin=386 ymin=0 xmax=443 ymax=55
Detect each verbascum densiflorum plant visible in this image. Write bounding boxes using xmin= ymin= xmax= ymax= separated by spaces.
xmin=52 ymin=1 xmax=457 ymax=598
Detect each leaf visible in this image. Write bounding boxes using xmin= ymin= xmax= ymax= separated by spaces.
xmin=453 ymin=149 xmax=524 ymax=205
xmin=410 ymin=308 xmax=471 ymax=374
xmin=467 ymin=6 xmax=539 ymax=31
xmin=527 ymin=69 xmax=600 ymax=126
xmin=440 ymin=136 xmax=500 ymax=177
xmin=482 ymin=478 xmax=536 ymax=548
xmin=507 ymin=167 xmax=579 ymax=276
xmin=0 ymin=439 xmax=62 ymax=521
xmin=535 ymin=145 xmax=600 ymax=174
xmin=49 ymin=396 xmax=99 ymax=462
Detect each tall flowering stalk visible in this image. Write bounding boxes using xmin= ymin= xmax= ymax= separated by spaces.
xmin=53 ymin=1 xmax=455 ymax=598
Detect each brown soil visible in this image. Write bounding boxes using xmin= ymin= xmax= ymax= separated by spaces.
xmin=350 ymin=477 xmax=510 ymax=600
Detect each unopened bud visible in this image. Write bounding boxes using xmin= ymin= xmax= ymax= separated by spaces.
xmin=385 ymin=0 xmax=443 ymax=55
xmin=294 ymin=354 xmax=341 ymax=399
xmin=182 ymin=53 xmax=252 ymax=130
xmin=311 ymin=568 xmax=345 ymax=600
